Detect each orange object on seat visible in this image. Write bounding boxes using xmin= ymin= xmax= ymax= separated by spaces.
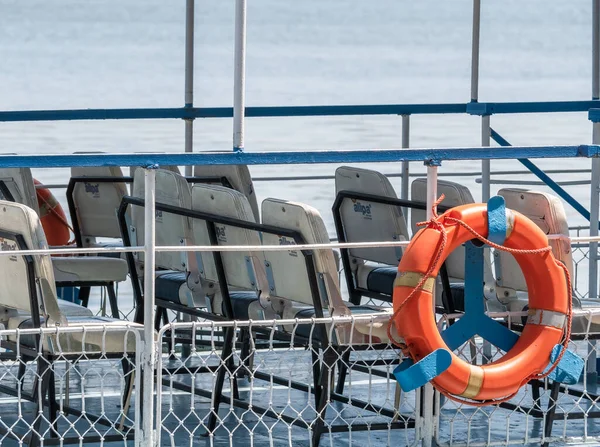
xmin=34 ymin=179 xmax=71 ymax=246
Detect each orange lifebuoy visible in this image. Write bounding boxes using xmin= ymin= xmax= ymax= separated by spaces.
xmin=34 ymin=179 xmax=71 ymax=246
xmin=392 ymin=203 xmax=570 ymax=402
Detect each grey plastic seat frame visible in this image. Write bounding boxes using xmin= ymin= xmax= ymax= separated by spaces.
xmin=0 ymin=221 xmax=136 ymax=446
xmin=0 ymin=171 xmax=126 ymax=318
xmin=332 ymin=190 xmax=456 ymax=312
xmin=117 ymin=194 xmax=407 ymax=447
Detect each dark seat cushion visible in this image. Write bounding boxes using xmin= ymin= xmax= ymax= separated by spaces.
xmin=293 ymin=306 xmax=381 ymax=340
xmin=365 ymin=267 xmax=465 ymax=312
xmin=156 ymin=271 xmax=257 ymax=318
xmin=223 ymin=291 xmax=259 ymax=320
xmin=365 ymin=267 xmax=397 ymax=296
xmin=156 ymin=271 xmax=187 ymax=304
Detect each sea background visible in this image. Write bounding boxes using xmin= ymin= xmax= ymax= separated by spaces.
xmin=0 ymin=0 xmax=595 ymax=250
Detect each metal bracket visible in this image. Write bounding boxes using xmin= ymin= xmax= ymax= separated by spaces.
xmin=466 ymin=101 xmax=492 ymax=116
xmin=316 ymin=273 xmax=330 ymax=308
xmin=265 ymin=260 xmax=276 ymax=295
xmin=244 ymin=256 xmax=257 ymax=290
xmin=194 ymin=253 xmax=206 ymax=278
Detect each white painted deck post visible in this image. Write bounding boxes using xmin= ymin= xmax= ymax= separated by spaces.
xmin=471 ymin=0 xmax=491 ymax=202
xmin=481 ymin=115 xmax=491 ymax=201
xmin=470 ymin=0 xmax=481 ymax=103
xmin=421 ymin=163 xmax=438 ymax=447
xmin=586 ymin=0 xmax=600 ymax=384
xmin=590 ymin=1 xmax=600 ymax=300
xmin=591 ymin=125 xmax=600 ymax=301
xmin=233 ymin=0 xmax=247 ymax=152
xmin=184 ymin=0 xmax=195 ymax=177
xmin=142 ymin=168 xmax=156 ymax=446
xmin=401 ymin=114 xmax=410 ymax=217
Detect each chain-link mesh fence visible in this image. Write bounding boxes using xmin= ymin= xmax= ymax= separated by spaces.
xmin=156 ymin=317 xmax=419 ymax=447
xmin=435 ymin=309 xmax=600 ymax=447
xmin=0 ymin=325 xmax=141 ymax=446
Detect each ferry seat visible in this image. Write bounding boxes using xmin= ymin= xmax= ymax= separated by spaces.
xmin=0 ymin=166 xmax=40 ymax=212
xmin=494 ymin=188 xmax=597 ymax=331
xmin=194 ymin=162 xmax=259 ymax=222
xmin=0 ymin=200 xmax=141 ymax=353
xmin=411 ymin=178 xmax=498 ymax=312
xmin=189 ymin=184 xmax=267 ymax=320
xmin=333 ymin=166 xmax=409 ymax=304
xmin=0 ymin=167 xmax=129 ymax=317
xmin=130 ymin=169 xmax=205 ymax=312
xmin=69 ymin=164 xmax=129 ymax=256
xmin=261 ymin=197 xmax=391 ymax=343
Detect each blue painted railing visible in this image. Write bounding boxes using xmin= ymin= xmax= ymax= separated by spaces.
xmin=0 ymin=145 xmax=597 ymax=169
xmin=1 ymin=100 xmax=600 ymax=123
xmin=490 ymin=129 xmax=593 ymax=222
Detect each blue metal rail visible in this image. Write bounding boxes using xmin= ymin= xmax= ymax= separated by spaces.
xmin=1 ymin=101 xmax=600 ymax=123
xmin=0 ymin=145 xmax=597 ymax=169
xmin=490 ymin=129 xmax=593 ymax=222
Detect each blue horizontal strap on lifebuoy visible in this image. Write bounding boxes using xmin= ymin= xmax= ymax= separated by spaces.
xmin=393 ymin=349 xmax=452 ymax=392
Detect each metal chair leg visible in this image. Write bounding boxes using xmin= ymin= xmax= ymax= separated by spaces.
xmin=106 ymin=282 xmax=120 ymax=319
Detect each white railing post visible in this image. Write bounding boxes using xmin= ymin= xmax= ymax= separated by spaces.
xmin=142 ymin=168 xmax=157 ymax=446
xmin=593 ymin=0 xmax=599 ymax=100
xmin=471 ymin=0 xmax=490 ymax=202
xmin=591 ymin=124 xmax=600 ymax=301
xmin=184 ymin=0 xmax=195 ymax=177
xmin=421 ymin=162 xmax=438 ymax=447
xmin=401 ymin=114 xmax=410 ymax=217
xmin=233 ymin=0 xmax=247 ymax=152
xmin=481 ymin=115 xmax=491 ymax=201
xmin=470 ymin=0 xmax=481 ymax=103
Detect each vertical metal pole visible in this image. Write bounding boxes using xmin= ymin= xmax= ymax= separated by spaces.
xmin=470 ymin=0 xmax=481 ymax=102
xmin=591 ymin=124 xmax=600 ymax=300
xmin=471 ymin=0 xmax=490 ymax=202
xmin=401 ymin=115 xmax=410 ymax=218
xmin=142 ymin=168 xmax=156 ymax=446
xmin=594 ymin=0 xmax=600 ymax=100
xmin=184 ymin=0 xmax=195 ymax=176
xmin=589 ymin=2 xmax=600 ymax=381
xmin=233 ymin=0 xmax=247 ymax=152
xmin=421 ymin=163 xmax=438 ymax=447
xmin=481 ymin=115 xmax=491 ymax=201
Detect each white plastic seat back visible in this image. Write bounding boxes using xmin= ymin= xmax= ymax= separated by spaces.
xmin=191 ymin=184 xmax=266 ymax=294
xmin=71 ymin=166 xmax=128 ymax=240
xmin=131 ymin=169 xmax=193 ymax=272
xmin=0 ymin=168 xmax=39 ymax=215
xmin=0 ymin=201 xmax=62 ymax=323
xmin=335 ymin=166 xmax=409 ymax=265
xmin=0 ymin=201 xmax=139 ymax=353
xmin=262 ymin=198 xmax=340 ymax=311
xmin=497 ymin=188 xmax=573 ymax=293
xmin=194 ymin=163 xmax=259 ymax=222
xmin=411 ymin=179 xmax=474 ymax=280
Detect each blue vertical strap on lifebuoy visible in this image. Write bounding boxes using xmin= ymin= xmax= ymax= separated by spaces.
xmin=486 ymin=195 xmax=507 ymax=245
